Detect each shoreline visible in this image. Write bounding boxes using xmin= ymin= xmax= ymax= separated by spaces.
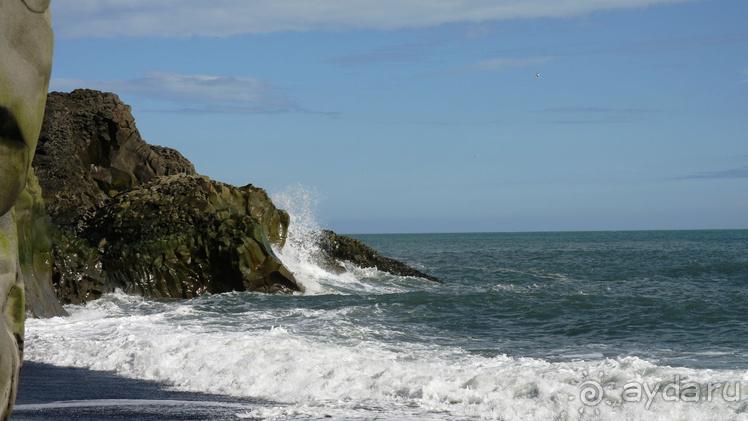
xmin=15 ymin=361 xmax=267 ymax=420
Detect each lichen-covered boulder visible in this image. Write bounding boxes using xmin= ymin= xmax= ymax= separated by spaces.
xmin=0 ymin=0 xmax=54 ymax=417
xmin=79 ymin=174 xmax=302 ymax=298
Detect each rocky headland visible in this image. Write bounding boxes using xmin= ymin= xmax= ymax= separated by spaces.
xmin=22 ymin=89 xmax=441 ymax=315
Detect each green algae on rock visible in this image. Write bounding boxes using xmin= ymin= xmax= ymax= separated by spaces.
xmin=79 ymin=174 xmax=302 ymax=298
xmin=14 ymin=169 xmax=67 ymax=317
xmin=0 ymin=0 xmax=54 ymax=417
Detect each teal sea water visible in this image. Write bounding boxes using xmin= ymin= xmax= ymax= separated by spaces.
xmin=20 ymin=227 xmax=748 ymax=420
xmin=355 ymin=230 xmax=748 ymax=369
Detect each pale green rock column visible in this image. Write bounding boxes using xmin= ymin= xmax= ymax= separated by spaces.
xmin=0 ymin=0 xmax=53 ymax=418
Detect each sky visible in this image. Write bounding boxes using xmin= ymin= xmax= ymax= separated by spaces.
xmin=48 ymin=0 xmax=747 ymax=234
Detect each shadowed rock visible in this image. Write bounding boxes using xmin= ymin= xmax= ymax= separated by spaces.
xmin=0 ymin=0 xmax=54 ymax=418
xmin=15 ymin=169 xmax=67 ymax=318
xmin=34 ymin=89 xmax=196 ymax=226
xmin=317 ymin=230 xmax=443 ymax=283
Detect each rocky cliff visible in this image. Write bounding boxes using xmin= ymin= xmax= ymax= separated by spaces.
xmin=26 ymin=89 xmax=440 ymax=309
xmin=31 ymin=89 xmax=302 ymax=304
xmin=34 ymin=90 xmax=196 ymax=227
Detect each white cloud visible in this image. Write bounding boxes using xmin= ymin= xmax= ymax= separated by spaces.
xmin=468 ymin=56 xmax=557 ymax=72
xmin=51 ymin=0 xmax=695 ymax=39
xmin=417 ymin=55 xmax=557 ymax=78
xmin=51 ymin=71 xmax=316 ymax=114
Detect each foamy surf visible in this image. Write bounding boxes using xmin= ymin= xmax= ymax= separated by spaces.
xmin=24 ymin=291 xmax=748 ymax=421
xmin=21 ymin=192 xmax=748 ymax=420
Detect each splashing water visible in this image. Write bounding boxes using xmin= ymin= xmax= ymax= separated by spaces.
xmin=269 ymin=185 xmax=427 ymax=296
xmin=268 ymin=185 xmax=374 ymax=295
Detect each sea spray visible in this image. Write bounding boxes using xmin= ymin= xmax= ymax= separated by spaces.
xmin=268 ymin=184 xmax=353 ymax=294
xmin=269 ymin=184 xmax=422 ymax=295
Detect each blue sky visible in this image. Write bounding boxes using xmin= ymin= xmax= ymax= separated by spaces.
xmin=49 ymin=0 xmax=747 ymax=234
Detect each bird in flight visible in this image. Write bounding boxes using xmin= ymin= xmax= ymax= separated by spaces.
xmin=536 ymin=73 xmax=540 ymax=79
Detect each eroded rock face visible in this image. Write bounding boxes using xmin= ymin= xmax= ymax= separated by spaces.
xmin=79 ymin=174 xmax=301 ymax=298
xmin=34 ymin=89 xmax=196 ymax=226
xmin=31 ymin=90 xmax=302 ymax=301
xmin=0 ymin=0 xmax=53 ymax=217
xmin=0 ymin=0 xmax=54 ymax=418
xmin=15 ymin=169 xmax=67 ymax=318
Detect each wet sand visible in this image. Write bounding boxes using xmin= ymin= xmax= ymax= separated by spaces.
xmin=14 ymin=362 xmax=266 ymax=420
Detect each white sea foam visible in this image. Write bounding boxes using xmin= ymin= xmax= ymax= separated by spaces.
xmin=269 ymin=185 xmax=428 ymax=296
xmin=23 ymin=190 xmax=748 ymax=420
xmin=25 ymin=293 xmax=748 ymax=421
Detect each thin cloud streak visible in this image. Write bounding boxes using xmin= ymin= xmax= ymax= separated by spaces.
xmin=328 ymin=43 xmax=434 ymax=67
xmin=52 ymin=0 xmax=696 ymax=39
xmin=675 ymin=165 xmax=748 ymax=180
xmin=50 ymin=71 xmax=329 ymax=115
xmin=537 ymin=106 xmax=660 ymax=124
xmin=539 ymin=107 xmax=660 ymax=114
xmin=469 ymin=56 xmax=558 ymax=72
xmin=418 ymin=56 xmax=557 ymax=78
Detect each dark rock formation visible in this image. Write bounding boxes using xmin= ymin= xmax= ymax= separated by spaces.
xmin=33 ymin=89 xmax=196 ymax=226
xmin=32 ymin=90 xmax=301 ymax=304
xmin=27 ymin=88 xmax=440 ymax=307
xmin=50 ymin=226 xmax=108 ymax=305
xmin=317 ymin=230 xmax=443 ymax=283
xmin=79 ymin=174 xmax=300 ymax=298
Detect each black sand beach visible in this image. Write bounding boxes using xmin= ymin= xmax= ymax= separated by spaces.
xmin=14 ymin=362 xmax=266 ymax=420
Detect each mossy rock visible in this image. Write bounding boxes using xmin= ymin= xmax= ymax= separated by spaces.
xmin=14 ymin=169 xmax=68 ymax=316
xmin=79 ymin=174 xmax=302 ymax=298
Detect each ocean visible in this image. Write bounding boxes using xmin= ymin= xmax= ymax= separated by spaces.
xmin=16 ymin=197 xmax=748 ymax=420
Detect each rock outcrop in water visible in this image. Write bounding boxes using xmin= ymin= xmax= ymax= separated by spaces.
xmin=317 ymin=230 xmax=443 ymax=283
xmin=32 ymin=89 xmax=302 ymax=303
xmin=28 ymin=89 xmax=440 ymax=306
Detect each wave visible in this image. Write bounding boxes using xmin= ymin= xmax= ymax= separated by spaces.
xmin=23 ymin=188 xmax=748 ymax=420
xmin=25 ymin=292 xmax=748 ymax=420
xmin=269 ymin=185 xmax=434 ymax=296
